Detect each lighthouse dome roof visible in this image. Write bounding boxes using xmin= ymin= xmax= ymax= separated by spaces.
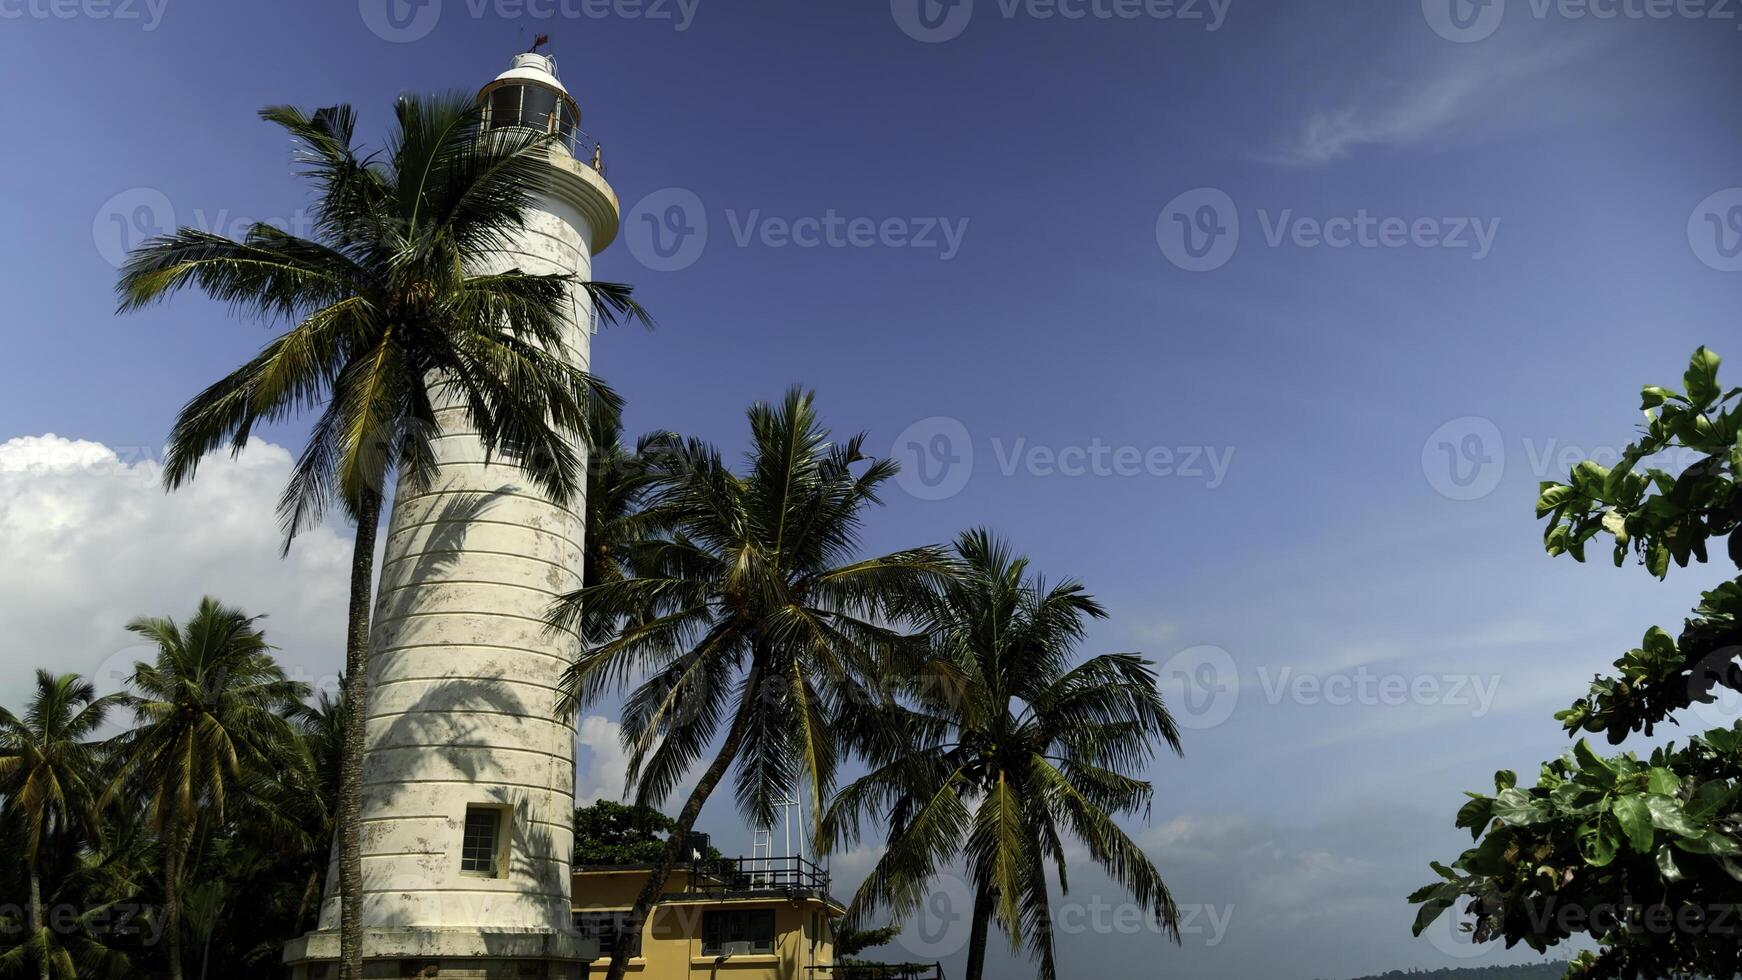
xmin=490 ymin=52 xmax=571 ymax=99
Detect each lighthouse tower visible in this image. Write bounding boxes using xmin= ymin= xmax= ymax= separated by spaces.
xmin=284 ymin=50 xmax=619 ymax=980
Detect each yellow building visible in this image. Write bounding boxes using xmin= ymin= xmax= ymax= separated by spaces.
xmin=572 ymin=855 xmax=846 ymax=980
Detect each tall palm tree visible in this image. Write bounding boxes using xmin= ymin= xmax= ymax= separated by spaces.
xmin=107 ymin=598 xmax=309 ymax=980
xmin=115 ymin=95 xmax=651 ymax=979
xmin=823 ymin=530 xmax=1184 ymax=980
xmin=0 ymin=671 xmax=120 ymax=980
xmin=549 ymin=389 xmax=955 ymax=980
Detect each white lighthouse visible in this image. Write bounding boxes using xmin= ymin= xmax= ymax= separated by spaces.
xmin=284 ymin=50 xmax=619 ymax=980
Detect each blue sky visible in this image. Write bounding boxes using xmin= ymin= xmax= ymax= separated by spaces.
xmin=1 ymin=0 xmax=1740 ymax=977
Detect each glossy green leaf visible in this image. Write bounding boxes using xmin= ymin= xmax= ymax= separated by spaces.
xmin=1685 ymin=346 xmax=1722 ymax=407
xmin=1612 ymin=794 xmax=1653 ymax=853
xmin=1643 ymin=794 xmax=1703 ymax=837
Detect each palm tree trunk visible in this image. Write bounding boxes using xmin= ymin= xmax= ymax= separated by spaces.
xmin=28 ymin=866 xmax=47 ymax=980
xmin=601 ymin=659 xmax=766 ymax=980
xmin=963 ymin=882 xmax=993 ymax=980
xmin=165 ymin=828 xmax=185 ymax=980
xmin=337 ymin=488 xmax=383 ymax=980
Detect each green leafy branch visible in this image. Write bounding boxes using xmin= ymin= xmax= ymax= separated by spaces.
xmin=1412 ymin=347 xmax=1742 ymax=980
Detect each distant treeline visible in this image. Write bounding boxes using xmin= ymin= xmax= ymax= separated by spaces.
xmin=1328 ymin=964 xmax=1573 ymax=980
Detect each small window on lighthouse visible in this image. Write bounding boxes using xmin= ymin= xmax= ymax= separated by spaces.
xmin=461 ymin=805 xmax=507 ymax=877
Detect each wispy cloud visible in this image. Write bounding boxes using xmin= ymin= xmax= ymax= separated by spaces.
xmin=1270 ymin=36 xmax=1607 ymax=166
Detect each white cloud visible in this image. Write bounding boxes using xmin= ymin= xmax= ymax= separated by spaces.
xmin=575 ymin=713 xmax=631 ymax=805
xmin=0 ymin=434 xmax=352 ymax=714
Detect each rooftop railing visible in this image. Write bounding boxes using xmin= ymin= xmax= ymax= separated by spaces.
xmin=805 ymin=964 xmax=946 ymax=980
xmin=676 ymin=854 xmax=832 ymax=898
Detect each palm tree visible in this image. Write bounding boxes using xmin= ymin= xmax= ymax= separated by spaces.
xmin=0 ymin=671 xmax=120 ymax=980
xmin=115 ymin=95 xmax=651 ymax=979
xmin=286 ymin=688 xmax=346 ymax=936
xmin=577 ymin=416 xmax=660 ymax=644
xmin=549 ymin=389 xmax=955 ymax=980
xmin=107 ymin=598 xmax=309 ymax=980
xmin=823 ymin=530 xmax=1184 ymax=980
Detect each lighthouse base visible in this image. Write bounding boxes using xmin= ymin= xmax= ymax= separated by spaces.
xmin=282 ymin=927 xmax=597 ymax=979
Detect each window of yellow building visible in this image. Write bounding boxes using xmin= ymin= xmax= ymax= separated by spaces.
xmin=700 ymin=909 xmax=775 ymax=955
xmin=575 ymin=911 xmax=640 ymax=958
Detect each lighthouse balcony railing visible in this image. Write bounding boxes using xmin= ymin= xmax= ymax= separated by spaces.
xmin=674 ymin=854 xmax=831 ymax=899
xmin=477 ymin=107 xmax=604 ymax=172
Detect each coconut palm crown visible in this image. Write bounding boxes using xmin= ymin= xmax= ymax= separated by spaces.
xmin=824 ymin=529 xmax=1184 ymax=980
xmin=549 ymin=388 xmax=957 ymax=980
xmin=0 ymin=671 xmax=121 ymax=980
xmin=107 ymin=598 xmax=309 ymax=980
